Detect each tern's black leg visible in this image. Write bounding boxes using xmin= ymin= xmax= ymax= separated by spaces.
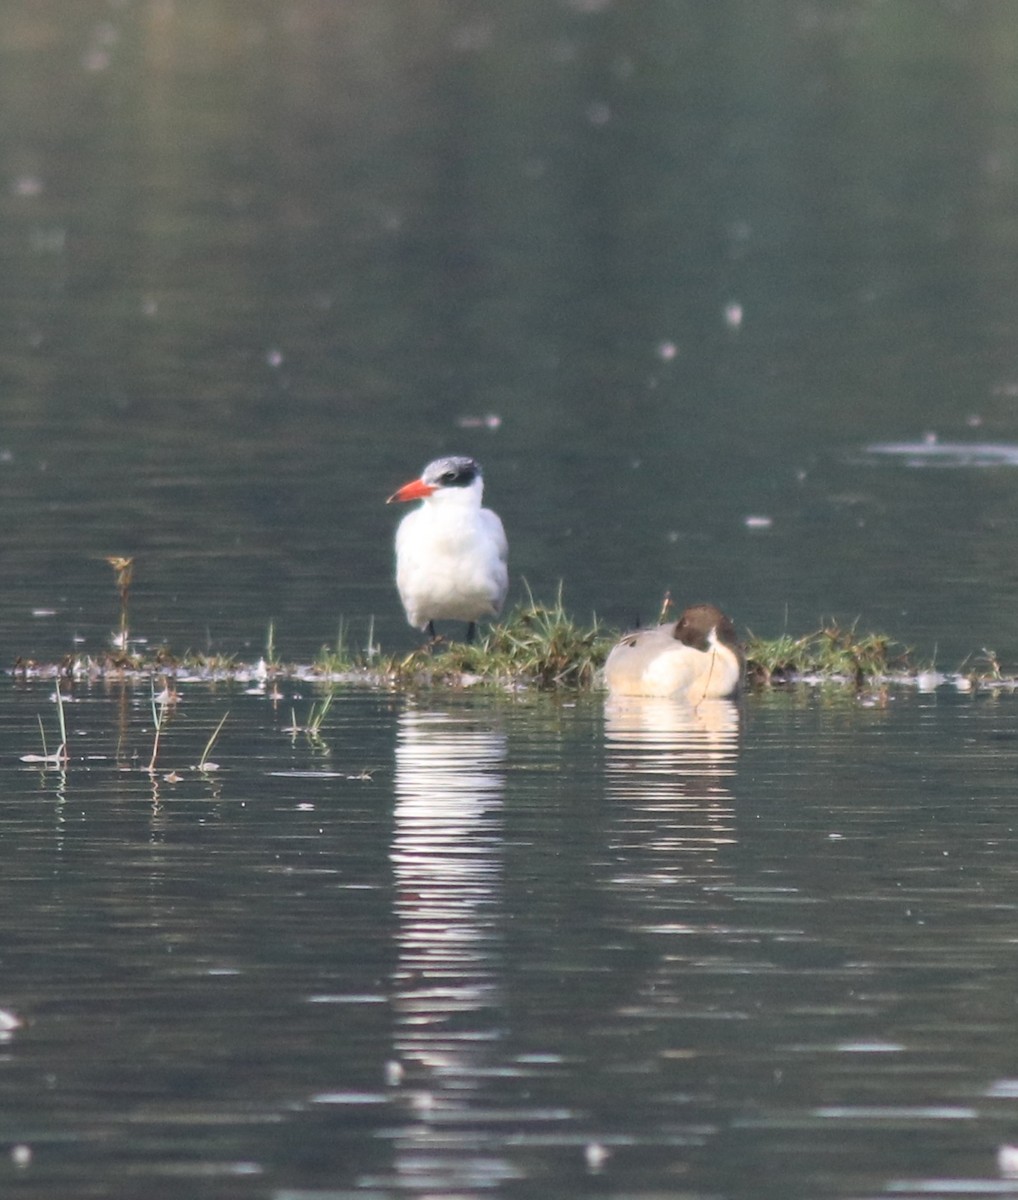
xmin=465 ymin=622 xmax=477 ymax=644
xmin=426 ymin=621 xmax=438 ymax=641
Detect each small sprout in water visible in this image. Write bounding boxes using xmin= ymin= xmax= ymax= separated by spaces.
xmin=980 ymin=647 xmax=1003 ymax=680
xmin=106 ymin=555 xmax=134 ymax=648
xmin=147 ymin=679 xmax=169 ymax=773
xmin=197 ymin=710 xmax=229 ymax=772
xmin=364 ymin=615 xmax=379 ymax=661
xmin=264 ymin=621 xmax=280 ymax=669
xmin=283 ymin=694 xmax=334 ymax=750
xmin=21 ymin=686 xmax=68 ymax=766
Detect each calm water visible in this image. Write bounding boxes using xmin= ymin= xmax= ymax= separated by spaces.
xmin=3 ymin=1 xmax=1018 ymax=1197
xmin=1 ymin=681 xmax=1018 ymax=1199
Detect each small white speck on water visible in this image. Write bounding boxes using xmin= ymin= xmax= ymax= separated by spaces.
xmin=456 ymin=413 xmax=502 ymax=429
xmin=11 ymin=1144 xmax=31 ymax=1168
xmin=82 ymin=48 xmax=111 ymax=71
xmin=724 ymin=301 xmax=743 ymax=328
xmin=744 ymin=514 xmax=773 ymax=529
xmin=585 ymin=1142 xmax=610 ymax=1171
xmin=266 ymin=348 xmax=284 ymax=368
xmin=0 ymin=1009 xmax=22 ymax=1032
xmin=916 ymin=671 xmax=945 ymax=692
xmin=12 ymin=176 xmax=43 ymax=197
xmin=657 ymin=340 xmax=678 ymax=361
xmin=999 ymin=1144 xmax=1018 ymax=1177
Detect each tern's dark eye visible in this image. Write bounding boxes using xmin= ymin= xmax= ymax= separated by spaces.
xmin=440 ymin=471 xmax=457 ymax=484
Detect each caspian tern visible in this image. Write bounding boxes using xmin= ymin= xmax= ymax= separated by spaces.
xmin=387 ymin=455 xmax=509 ymax=642
xmin=604 ymin=603 xmax=743 ymax=702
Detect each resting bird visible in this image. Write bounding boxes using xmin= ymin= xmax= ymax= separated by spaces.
xmin=604 ymin=603 xmax=742 ymax=702
xmin=387 ymin=455 xmax=508 ymax=642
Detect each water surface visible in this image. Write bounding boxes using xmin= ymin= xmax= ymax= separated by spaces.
xmin=2 ymin=3 xmax=1018 ymax=1197
xmin=0 ymin=682 xmax=1016 ymax=1199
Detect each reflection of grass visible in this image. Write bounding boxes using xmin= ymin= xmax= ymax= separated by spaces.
xmin=15 ymin=592 xmax=1014 ymax=691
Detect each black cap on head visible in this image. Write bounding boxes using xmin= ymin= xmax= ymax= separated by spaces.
xmin=421 ymin=456 xmax=481 ymax=488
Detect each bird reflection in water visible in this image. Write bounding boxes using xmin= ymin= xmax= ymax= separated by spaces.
xmin=389 ymin=705 xmax=512 ymax=1187
xmin=603 ymin=697 xmax=740 ymax=892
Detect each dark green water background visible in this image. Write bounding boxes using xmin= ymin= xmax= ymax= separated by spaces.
xmin=2 ymin=3 xmax=1018 ymax=1198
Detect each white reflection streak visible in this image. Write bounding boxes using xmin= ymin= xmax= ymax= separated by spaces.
xmin=603 ymin=697 xmax=740 ymax=873
xmin=391 ymin=706 xmax=506 ymax=1093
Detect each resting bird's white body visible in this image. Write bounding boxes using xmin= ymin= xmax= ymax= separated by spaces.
xmin=388 ymin=456 xmax=508 ymax=638
xmin=604 ymin=603 xmax=742 ymax=703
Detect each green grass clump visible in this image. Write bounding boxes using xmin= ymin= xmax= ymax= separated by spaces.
xmin=744 ymin=621 xmax=913 ymax=686
xmin=12 ymin=573 xmax=942 ymax=694
xmin=313 ymin=616 xmax=381 ymax=676
xmin=387 ymin=588 xmax=613 ymax=690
